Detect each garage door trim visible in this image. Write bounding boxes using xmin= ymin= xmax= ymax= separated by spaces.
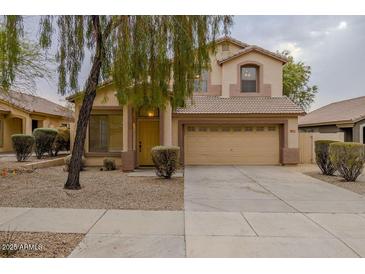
xmin=177 ymin=118 xmax=288 ymax=165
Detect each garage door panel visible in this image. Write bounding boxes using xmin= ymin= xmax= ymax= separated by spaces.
xmin=185 ymin=125 xmax=280 ymax=165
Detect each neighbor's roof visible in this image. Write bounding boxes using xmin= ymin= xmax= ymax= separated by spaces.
xmin=0 ymin=91 xmax=73 ymax=120
xmin=299 ymin=96 xmax=365 ymax=127
xmin=174 ymin=96 xmax=304 ymax=115
xmin=218 ymin=45 xmax=288 ymax=65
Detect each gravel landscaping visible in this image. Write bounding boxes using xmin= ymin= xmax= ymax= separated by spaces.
xmin=0 ymin=166 xmax=183 ymax=210
xmin=287 ymin=164 xmax=365 ymax=195
xmin=0 ymin=231 xmax=84 ymax=258
xmin=305 ymin=171 xmax=365 ymax=195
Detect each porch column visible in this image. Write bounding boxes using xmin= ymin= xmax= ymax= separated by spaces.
xmin=24 ymin=117 xmax=32 ymax=134
xmin=121 ymin=105 xmax=135 ymax=171
xmin=162 ymin=101 xmax=172 ymax=146
xmin=122 ymin=105 xmax=129 ymax=152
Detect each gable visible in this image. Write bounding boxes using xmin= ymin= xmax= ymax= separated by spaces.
xmin=218 ymin=46 xmax=287 ymax=65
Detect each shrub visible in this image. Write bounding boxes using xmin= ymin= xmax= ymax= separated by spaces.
xmin=315 ymin=140 xmax=339 ymax=175
xmin=64 ymin=155 xmax=85 ymax=172
xmin=11 ymin=134 xmax=35 ymax=162
xmin=100 ymin=158 xmax=116 ymax=171
xmin=329 ymin=142 xmax=365 ymax=182
xmin=151 ymin=146 xmax=180 ymax=179
xmin=33 ymin=128 xmax=58 ymax=159
xmin=53 ymin=127 xmax=70 ymax=156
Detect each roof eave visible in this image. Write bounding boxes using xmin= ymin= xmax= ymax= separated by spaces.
xmin=298 ymin=119 xmax=354 ymax=127
xmin=218 ymin=47 xmax=288 ymax=65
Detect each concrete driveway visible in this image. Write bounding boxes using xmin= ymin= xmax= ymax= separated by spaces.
xmin=184 ymin=166 xmax=365 ymax=257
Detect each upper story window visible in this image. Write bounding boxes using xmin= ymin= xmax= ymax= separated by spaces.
xmin=240 ymin=65 xmax=258 ymax=93
xmin=194 ymin=70 xmax=208 ymax=93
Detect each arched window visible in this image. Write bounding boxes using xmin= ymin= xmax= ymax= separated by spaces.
xmin=240 ymin=65 xmax=258 ymax=93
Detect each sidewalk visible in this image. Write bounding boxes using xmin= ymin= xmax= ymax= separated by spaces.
xmin=0 ymin=207 xmax=186 ymax=258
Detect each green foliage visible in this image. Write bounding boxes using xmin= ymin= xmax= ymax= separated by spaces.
xmin=33 ymin=128 xmax=58 ymax=159
xmin=315 ymin=140 xmax=338 ymax=175
xmin=329 ymin=142 xmax=365 ymax=182
xmin=53 ymin=127 xmax=70 ymax=156
xmin=101 ymin=158 xmax=116 ymax=171
xmin=35 ymin=15 xmax=232 ymax=107
xmin=0 ymin=16 xmax=51 ymax=91
xmin=11 ymin=134 xmax=34 ymax=162
xmin=281 ymin=51 xmax=318 ymax=111
xmin=151 ymin=146 xmax=180 ymax=179
xmin=64 ymin=154 xmax=85 ymax=172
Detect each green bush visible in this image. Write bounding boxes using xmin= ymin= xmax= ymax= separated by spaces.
xmin=151 ymin=146 xmax=180 ymax=179
xmin=100 ymin=158 xmax=116 ymax=171
xmin=33 ymin=128 xmax=58 ymax=159
xmin=64 ymin=155 xmax=85 ymax=172
xmin=329 ymin=142 xmax=365 ymax=182
xmin=53 ymin=127 xmax=70 ymax=156
xmin=315 ymin=140 xmax=339 ymax=175
xmin=11 ymin=134 xmax=35 ymax=162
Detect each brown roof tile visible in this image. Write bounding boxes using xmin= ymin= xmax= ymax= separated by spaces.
xmin=215 ymin=36 xmax=249 ymax=49
xmin=299 ymin=96 xmax=365 ymax=126
xmin=174 ymin=96 xmax=304 ymax=115
xmin=0 ymin=91 xmax=73 ymax=120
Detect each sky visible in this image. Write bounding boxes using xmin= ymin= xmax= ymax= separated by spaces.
xmin=30 ymin=16 xmax=365 ymax=111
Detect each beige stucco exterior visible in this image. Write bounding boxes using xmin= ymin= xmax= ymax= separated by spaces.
xmin=68 ymin=37 xmax=301 ymax=168
xmin=0 ymin=100 xmax=72 ymax=153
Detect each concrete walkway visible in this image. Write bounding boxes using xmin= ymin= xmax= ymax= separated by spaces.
xmin=1 ymin=166 xmax=365 ymax=257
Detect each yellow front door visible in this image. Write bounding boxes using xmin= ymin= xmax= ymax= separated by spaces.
xmin=138 ymin=120 xmax=160 ymax=165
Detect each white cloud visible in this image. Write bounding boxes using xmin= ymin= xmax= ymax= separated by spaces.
xmin=337 ymin=21 xmax=347 ymax=30
xmin=277 ymin=42 xmax=302 ymax=59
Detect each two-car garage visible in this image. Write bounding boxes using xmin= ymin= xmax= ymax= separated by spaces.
xmin=184 ymin=124 xmax=280 ymax=165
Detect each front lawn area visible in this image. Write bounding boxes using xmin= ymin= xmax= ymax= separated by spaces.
xmin=0 ymin=166 xmax=184 ymax=210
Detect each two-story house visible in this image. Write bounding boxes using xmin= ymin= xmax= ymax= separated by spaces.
xmin=67 ymin=36 xmax=304 ymax=171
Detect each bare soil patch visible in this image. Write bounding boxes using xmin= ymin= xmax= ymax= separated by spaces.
xmin=0 ymin=166 xmax=183 ymax=210
xmin=0 ymin=231 xmax=83 ymax=258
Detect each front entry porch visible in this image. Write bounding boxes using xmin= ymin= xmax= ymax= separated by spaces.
xmin=121 ymin=102 xmax=173 ymax=171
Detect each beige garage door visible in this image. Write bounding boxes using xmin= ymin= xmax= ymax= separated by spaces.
xmin=184 ymin=125 xmax=280 ymax=165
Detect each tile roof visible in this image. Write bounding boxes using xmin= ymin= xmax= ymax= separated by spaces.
xmin=299 ymin=96 xmax=365 ymax=126
xmin=218 ymin=45 xmax=288 ymax=64
xmin=174 ymin=96 xmax=304 ymax=115
xmin=215 ymin=36 xmax=249 ymax=49
xmin=0 ymin=91 xmax=73 ymax=120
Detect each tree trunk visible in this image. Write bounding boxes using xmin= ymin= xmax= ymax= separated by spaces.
xmin=64 ymin=16 xmax=103 ymax=190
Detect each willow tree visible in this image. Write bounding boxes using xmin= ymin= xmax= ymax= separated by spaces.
xmin=0 ymin=16 xmax=50 ymax=92
xmin=2 ymin=15 xmax=232 ymax=189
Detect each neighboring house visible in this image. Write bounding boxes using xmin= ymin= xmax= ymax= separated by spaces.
xmin=67 ymin=36 xmax=304 ymax=171
xmin=0 ymin=91 xmax=74 ymax=152
xmin=299 ymin=96 xmax=365 ymax=143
